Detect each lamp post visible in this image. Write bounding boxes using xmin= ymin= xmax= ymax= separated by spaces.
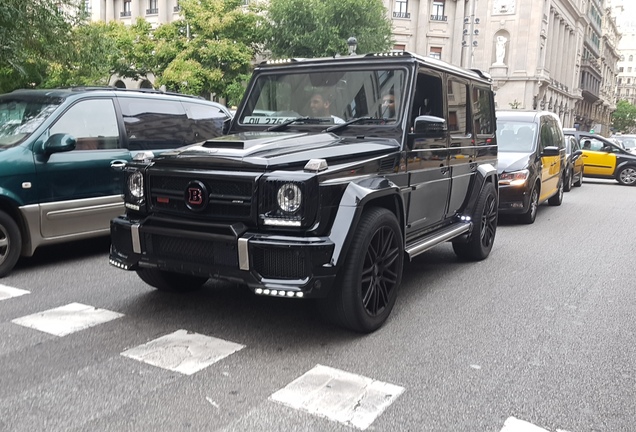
xmin=347 ymin=37 xmax=358 ymax=55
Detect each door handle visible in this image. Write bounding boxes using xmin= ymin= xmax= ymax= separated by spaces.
xmin=440 ymin=166 xmax=449 ymax=175
xmin=110 ymin=160 xmax=128 ymax=171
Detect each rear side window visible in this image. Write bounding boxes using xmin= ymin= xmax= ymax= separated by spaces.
xmin=447 ymin=79 xmax=470 ymax=135
xmin=119 ymin=97 xmax=192 ymax=150
xmin=50 ymin=99 xmax=119 ymax=150
xmin=183 ymin=102 xmax=229 ymax=142
xmin=472 ymin=87 xmax=494 ymax=135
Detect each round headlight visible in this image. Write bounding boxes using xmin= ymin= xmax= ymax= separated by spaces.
xmin=128 ymin=171 xmax=144 ymax=199
xmin=276 ymin=183 xmax=302 ymax=213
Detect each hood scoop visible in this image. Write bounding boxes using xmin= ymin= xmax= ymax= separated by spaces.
xmin=200 ymin=132 xmax=307 ymax=151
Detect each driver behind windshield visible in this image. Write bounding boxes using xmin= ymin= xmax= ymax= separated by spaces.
xmin=308 ymin=91 xmax=344 ymax=124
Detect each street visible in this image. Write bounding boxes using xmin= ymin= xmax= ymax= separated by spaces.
xmin=1 ymin=178 xmax=635 ymax=432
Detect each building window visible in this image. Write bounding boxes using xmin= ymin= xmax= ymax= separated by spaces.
xmin=431 ymin=0 xmax=446 ymax=21
xmin=429 ymin=47 xmax=442 ymax=60
xmin=121 ymin=0 xmax=131 ymax=17
xmin=147 ymin=0 xmax=158 ymax=15
xmin=394 ymin=44 xmax=406 ymax=51
xmin=629 ymin=67 xmax=633 ymax=73
xmin=393 ymin=0 xmax=410 ymax=19
xmin=83 ymin=0 xmax=91 ymax=13
xmin=629 ymin=79 xmax=632 ymax=84
xmin=630 ymin=55 xmax=634 ymax=62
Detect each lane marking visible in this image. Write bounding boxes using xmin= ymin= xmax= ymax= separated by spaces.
xmin=0 ymin=284 xmax=30 ymax=301
xmin=270 ymin=364 xmax=405 ymax=430
xmin=500 ymin=416 xmax=571 ymax=432
xmin=11 ymin=302 xmax=124 ymax=336
xmin=121 ymin=329 xmax=244 ymax=375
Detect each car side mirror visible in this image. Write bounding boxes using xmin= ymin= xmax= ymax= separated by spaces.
xmin=541 ymin=146 xmax=560 ymax=157
xmin=573 ymin=149 xmax=582 ymax=157
xmin=412 ymin=115 xmax=448 ymax=137
xmin=222 ymin=117 xmax=231 ymax=135
xmin=43 ymin=133 xmax=76 ymax=155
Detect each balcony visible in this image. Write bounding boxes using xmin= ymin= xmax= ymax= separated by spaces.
xmin=120 ymin=10 xmax=131 ymax=17
xmin=392 ymin=11 xmax=410 ymax=19
xmin=430 ymin=15 xmax=447 ymax=21
xmin=146 ymin=8 xmax=158 ymax=15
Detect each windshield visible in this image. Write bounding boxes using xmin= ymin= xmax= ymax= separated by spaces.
xmin=0 ymin=95 xmax=62 ymax=148
xmin=496 ymin=120 xmax=537 ymax=152
xmin=613 ymin=136 xmax=636 ymax=149
xmin=239 ymin=67 xmax=406 ymax=127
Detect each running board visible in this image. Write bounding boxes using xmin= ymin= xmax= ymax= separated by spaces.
xmin=405 ymin=222 xmax=472 ymax=260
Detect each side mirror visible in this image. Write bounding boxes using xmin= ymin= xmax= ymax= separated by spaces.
xmin=412 ymin=115 xmax=448 ymax=137
xmin=222 ymin=117 xmax=231 ymax=135
xmin=43 ymin=133 xmax=76 ymax=155
xmin=541 ymin=146 xmax=560 ymax=157
xmin=572 ymin=149 xmax=583 ymax=157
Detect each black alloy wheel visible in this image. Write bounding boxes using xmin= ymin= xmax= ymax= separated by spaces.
xmin=520 ymin=185 xmax=539 ymax=224
xmin=319 ymin=207 xmax=403 ymax=333
xmin=548 ymin=179 xmax=563 ymax=206
xmin=453 ymin=182 xmax=497 ymax=261
xmin=0 ymin=211 xmax=22 ymax=278
xmin=564 ymin=168 xmax=572 ymax=192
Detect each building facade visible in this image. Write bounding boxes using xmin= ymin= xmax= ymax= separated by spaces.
xmin=612 ymin=0 xmax=636 ymax=108
xmin=383 ymin=0 xmax=620 ymax=134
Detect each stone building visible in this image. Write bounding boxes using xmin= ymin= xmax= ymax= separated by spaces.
xmin=383 ymin=0 xmax=620 ymax=133
xmin=611 ymin=0 xmax=636 ymax=108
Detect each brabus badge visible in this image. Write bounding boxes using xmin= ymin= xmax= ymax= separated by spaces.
xmin=185 ymin=180 xmax=208 ymax=211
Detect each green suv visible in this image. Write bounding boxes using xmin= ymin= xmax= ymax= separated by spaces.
xmin=0 ymin=88 xmax=231 ymax=277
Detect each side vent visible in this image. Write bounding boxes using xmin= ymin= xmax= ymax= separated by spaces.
xmin=380 ymin=156 xmax=397 ymax=172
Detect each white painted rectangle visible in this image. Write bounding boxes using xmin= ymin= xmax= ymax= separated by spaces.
xmin=121 ymin=329 xmax=245 ymax=375
xmin=500 ymin=417 xmax=550 ymax=432
xmin=270 ymin=364 xmax=405 ymax=430
xmin=11 ymin=302 xmax=124 ymax=336
xmin=0 ymin=284 xmax=30 ymax=301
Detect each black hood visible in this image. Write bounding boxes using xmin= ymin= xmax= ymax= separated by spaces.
xmin=151 ymin=131 xmax=400 ymax=170
xmin=497 ymin=151 xmax=531 ymax=174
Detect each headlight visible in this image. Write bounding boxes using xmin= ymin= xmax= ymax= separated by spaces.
xmin=499 ymin=169 xmax=529 ymax=186
xmin=277 ymin=183 xmax=302 ymax=213
xmin=128 ymin=171 xmax=144 ymax=199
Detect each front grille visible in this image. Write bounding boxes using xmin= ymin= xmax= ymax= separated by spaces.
xmin=252 ymin=246 xmax=307 ymax=279
xmin=148 ymin=171 xmax=257 ymax=222
xmin=144 ymin=233 xmax=238 ymax=267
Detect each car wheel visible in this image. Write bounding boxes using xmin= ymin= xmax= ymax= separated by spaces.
xmin=617 ymin=165 xmax=636 ymax=186
xmin=453 ymin=182 xmax=497 ymax=261
xmin=136 ymin=268 xmax=208 ymax=292
xmin=320 ymin=207 xmax=403 ymax=333
xmin=548 ymin=179 xmax=564 ymax=206
xmin=574 ymin=171 xmax=583 ymax=187
xmin=519 ymin=184 xmax=539 ymax=224
xmin=0 ymin=211 xmax=22 ymax=278
xmin=563 ymin=168 xmax=572 ymax=192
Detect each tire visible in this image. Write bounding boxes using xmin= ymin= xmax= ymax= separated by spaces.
xmin=563 ymin=168 xmax=572 ymax=192
xmin=548 ymin=178 xmax=563 ymax=206
xmin=0 ymin=211 xmax=22 ymax=278
xmin=320 ymin=207 xmax=404 ymax=333
xmin=136 ymin=268 xmax=208 ymax=292
xmin=574 ymin=170 xmax=583 ymax=187
xmin=616 ymin=165 xmax=636 ymax=186
xmin=453 ymin=182 xmax=497 ymax=261
xmin=519 ymin=184 xmax=539 ymax=224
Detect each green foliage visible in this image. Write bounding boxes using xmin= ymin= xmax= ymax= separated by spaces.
xmin=611 ymin=99 xmax=636 ymax=133
xmin=262 ymin=0 xmax=393 ymax=58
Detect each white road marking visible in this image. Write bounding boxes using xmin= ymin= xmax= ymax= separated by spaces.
xmin=0 ymin=284 xmax=30 ymax=301
xmin=11 ymin=302 xmax=124 ymax=336
xmin=270 ymin=364 xmax=405 ymax=430
xmin=500 ymin=416 xmax=571 ymax=432
xmin=121 ymin=329 xmax=245 ymax=375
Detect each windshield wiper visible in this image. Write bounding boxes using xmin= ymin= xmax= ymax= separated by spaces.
xmin=266 ymin=116 xmax=330 ymax=132
xmin=322 ymin=117 xmax=389 ymax=133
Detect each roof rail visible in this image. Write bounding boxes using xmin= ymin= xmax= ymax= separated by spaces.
xmin=67 ymin=86 xmax=205 ymax=100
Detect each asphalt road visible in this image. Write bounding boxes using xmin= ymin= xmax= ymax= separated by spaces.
xmin=1 ymin=178 xmax=635 ymax=432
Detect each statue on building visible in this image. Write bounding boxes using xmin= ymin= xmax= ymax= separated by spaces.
xmin=495 ymin=35 xmax=507 ymax=65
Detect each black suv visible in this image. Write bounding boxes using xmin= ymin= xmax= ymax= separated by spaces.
xmin=110 ymin=52 xmax=499 ymax=332
xmin=0 ymin=87 xmax=231 ymax=277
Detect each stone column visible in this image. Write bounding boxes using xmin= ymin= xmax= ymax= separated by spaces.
xmin=545 ymin=9 xmax=555 ymax=75
xmin=105 ymin=0 xmax=113 ymax=21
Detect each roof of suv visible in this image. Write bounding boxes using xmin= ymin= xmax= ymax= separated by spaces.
xmin=496 ymin=110 xmax=559 ymax=122
xmin=4 ymin=87 xmax=214 ymax=103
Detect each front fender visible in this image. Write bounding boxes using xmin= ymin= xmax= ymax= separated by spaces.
xmin=327 ymin=177 xmax=404 ymax=267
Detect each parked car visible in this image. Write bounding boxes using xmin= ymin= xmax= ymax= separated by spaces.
xmin=564 ymin=131 xmax=636 ymax=186
xmin=610 ymin=134 xmax=636 ymax=153
xmin=496 ymin=110 xmax=566 ymax=224
xmin=109 ymin=51 xmax=500 ymax=333
xmin=563 ymin=133 xmax=584 ymax=191
xmin=0 ymin=87 xmax=231 ymax=277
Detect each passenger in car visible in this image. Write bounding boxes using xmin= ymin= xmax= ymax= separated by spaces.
xmin=583 ymin=140 xmax=592 ymax=149
xmin=309 ymin=91 xmax=344 ymax=124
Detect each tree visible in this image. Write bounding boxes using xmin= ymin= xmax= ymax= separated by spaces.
xmin=0 ymin=0 xmax=85 ymax=92
xmin=262 ymin=0 xmax=393 ymax=58
xmin=611 ymin=99 xmax=636 ymax=133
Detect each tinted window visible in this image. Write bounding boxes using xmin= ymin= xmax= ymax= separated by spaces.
xmin=447 ymin=79 xmax=469 ymax=134
xmin=119 ymin=98 xmax=192 ymax=150
xmin=496 ymin=120 xmax=536 ymax=152
xmin=183 ymin=102 xmax=229 ymax=142
xmin=50 ymin=99 xmax=119 ymax=150
xmin=472 ymin=86 xmax=494 ymax=134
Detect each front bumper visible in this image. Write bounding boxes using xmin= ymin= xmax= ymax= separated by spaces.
xmin=109 ymin=216 xmax=337 ymax=298
xmin=497 ymin=183 xmax=532 ymax=214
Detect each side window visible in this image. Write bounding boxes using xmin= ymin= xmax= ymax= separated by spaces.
xmin=447 ymin=79 xmax=469 ymax=135
xmin=539 ymin=120 xmax=553 ymax=151
xmin=183 ymin=102 xmax=229 ymax=142
xmin=50 ymin=99 xmax=119 ymax=150
xmin=411 ymin=72 xmax=443 ymax=122
xmin=549 ymin=119 xmax=564 ymax=149
xmin=119 ymin=97 xmax=192 ymax=150
xmin=582 ymin=138 xmax=605 ymax=151
xmin=471 ymin=86 xmax=494 ymax=135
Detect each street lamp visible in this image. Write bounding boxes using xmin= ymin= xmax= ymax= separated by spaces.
xmin=347 ymin=37 xmax=358 ymax=55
